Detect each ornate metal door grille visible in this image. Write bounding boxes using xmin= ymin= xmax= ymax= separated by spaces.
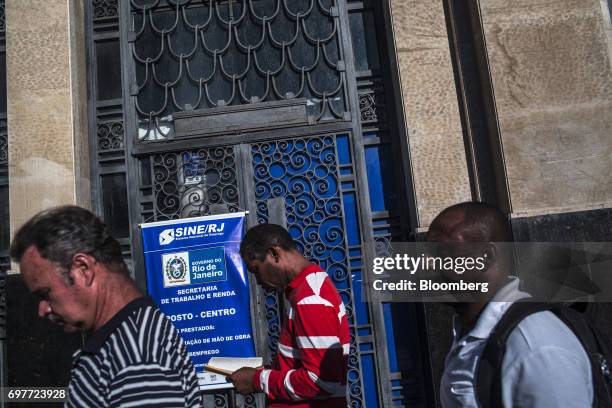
xmin=128 ymin=0 xmax=349 ymax=141
xmin=86 ymin=0 xmax=430 ymax=406
xmin=150 ymin=146 xmax=240 ymax=219
xmin=251 ymin=134 xmax=364 ymax=405
xmin=132 ymin=133 xmax=367 ymax=406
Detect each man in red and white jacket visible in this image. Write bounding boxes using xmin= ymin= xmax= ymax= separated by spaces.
xmin=230 ymin=224 xmax=350 ymax=407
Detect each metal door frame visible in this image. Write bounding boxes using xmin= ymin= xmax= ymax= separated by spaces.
xmin=118 ymin=2 xmax=394 ymax=407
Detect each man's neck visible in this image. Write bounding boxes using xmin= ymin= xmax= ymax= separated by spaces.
xmin=285 ymin=254 xmax=313 ymax=286
xmin=454 ymin=276 xmax=515 ymax=337
xmin=455 ymin=301 xmax=487 ymax=337
xmin=93 ymin=275 xmax=142 ymax=331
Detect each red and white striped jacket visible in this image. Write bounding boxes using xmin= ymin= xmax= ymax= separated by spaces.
xmin=253 ymin=264 xmax=350 ymax=407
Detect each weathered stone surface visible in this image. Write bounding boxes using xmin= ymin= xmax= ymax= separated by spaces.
xmin=391 ymin=0 xmax=471 ymax=226
xmin=6 ymin=0 xmax=90 ymax=252
xmin=409 ymin=130 xmax=473 ymax=225
xmin=481 ymin=0 xmax=612 ymax=215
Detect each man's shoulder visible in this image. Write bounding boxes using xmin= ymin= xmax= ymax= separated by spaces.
xmin=121 ymin=303 xmax=179 ymax=344
xmin=292 ymin=268 xmax=341 ymax=305
xmin=126 ymin=302 xmax=165 ymax=326
xmin=502 ymin=309 xmax=589 ymax=367
xmin=104 ymin=303 xmax=179 ymax=356
xmin=497 ymin=309 xmax=594 ymax=406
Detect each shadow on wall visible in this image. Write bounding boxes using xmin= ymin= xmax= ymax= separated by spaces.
xmin=7 ymin=275 xmax=83 ymax=407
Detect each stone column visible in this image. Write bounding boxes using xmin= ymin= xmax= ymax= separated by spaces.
xmin=479 ymin=0 xmax=612 ymax=217
xmin=386 ymin=1 xmax=473 ymax=401
xmin=388 ymin=0 xmax=472 ymax=228
xmin=6 ymin=0 xmax=89 ymax=271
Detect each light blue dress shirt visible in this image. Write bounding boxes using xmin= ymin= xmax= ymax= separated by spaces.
xmin=440 ymin=279 xmax=593 ymax=407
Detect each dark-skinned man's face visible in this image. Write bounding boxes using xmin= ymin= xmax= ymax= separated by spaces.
xmin=243 ymin=249 xmax=288 ymax=292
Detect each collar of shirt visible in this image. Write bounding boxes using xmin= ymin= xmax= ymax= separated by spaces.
xmin=285 ymin=264 xmax=324 ymax=295
xmin=451 ymin=278 xmax=529 ymax=346
xmin=79 ymin=296 xmax=154 ymax=354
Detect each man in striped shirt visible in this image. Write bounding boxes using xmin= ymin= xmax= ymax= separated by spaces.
xmin=229 ymin=224 xmax=349 ymax=407
xmin=10 ymin=206 xmax=202 ymax=407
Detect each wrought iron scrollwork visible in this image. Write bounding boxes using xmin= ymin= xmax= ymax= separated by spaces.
xmin=251 ymin=135 xmax=364 ymax=407
xmin=129 ymin=0 xmax=349 ymax=141
xmin=0 ymin=2 xmax=5 ymax=34
xmin=243 ymin=393 xmax=257 ymax=408
xmin=340 ymin=287 xmax=363 ymax=406
xmin=0 ymin=270 xmax=5 ymax=340
xmin=151 ymin=146 xmax=239 ymax=220
xmin=263 ymin=286 xmax=282 ymax=356
xmin=235 ymin=392 xmax=258 ymax=408
xmin=358 ymin=92 xmax=376 ymax=122
xmin=97 ymin=121 xmax=124 ymax=151
xmin=0 ymin=132 xmax=6 ymax=165
xmin=214 ymin=392 xmax=228 ymax=407
xmin=374 ymin=236 xmax=392 ymax=259
xmin=347 ymin=329 xmax=362 ymax=406
xmin=93 ymin=0 xmax=118 ymax=19
xmin=0 ymin=115 xmax=6 ymax=166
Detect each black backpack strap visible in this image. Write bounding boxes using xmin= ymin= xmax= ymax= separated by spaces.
xmin=476 ymin=302 xmax=552 ymax=408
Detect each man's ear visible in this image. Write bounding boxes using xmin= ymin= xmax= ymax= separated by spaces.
xmin=481 ymin=243 xmax=497 ymax=269
xmin=269 ymin=247 xmax=281 ymax=263
xmin=71 ymin=253 xmax=96 ymax=287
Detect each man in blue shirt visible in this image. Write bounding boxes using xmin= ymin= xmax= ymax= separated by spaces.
xmin=428 ymin=202 xmax=592 ymax=407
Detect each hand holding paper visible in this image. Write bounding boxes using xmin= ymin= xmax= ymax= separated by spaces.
xmin=205 ymin=357 xmax=262 ymax=394
xmin=228 ymin=367 xmax=259 ymax=395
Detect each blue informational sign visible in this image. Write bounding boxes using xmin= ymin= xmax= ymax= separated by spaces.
xmin=141 ymin=212 xmax=255 ymax=390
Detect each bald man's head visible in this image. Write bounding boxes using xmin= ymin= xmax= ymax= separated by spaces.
xmin=427 ymin=202 xmax=515 ymax=303
xmin=428 ymin=202 xmax=512 ymax=243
